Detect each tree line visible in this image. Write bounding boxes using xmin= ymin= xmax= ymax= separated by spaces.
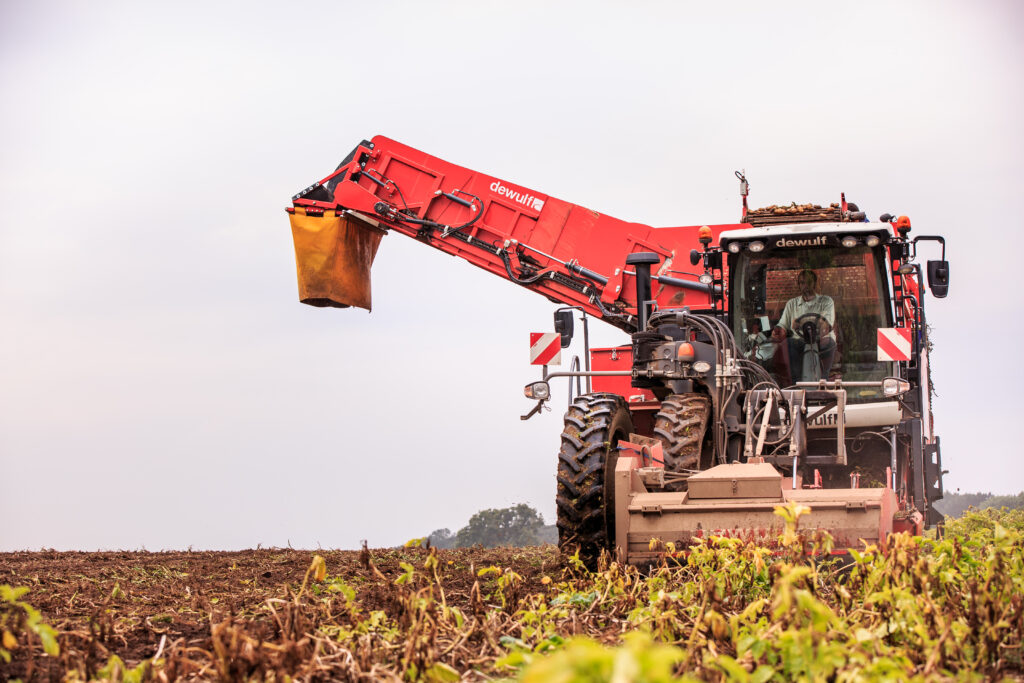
xmin=933 ymin=491 xmax=1024 ymax=518
xmin=424 ymin=504 xmax=556 ymax=549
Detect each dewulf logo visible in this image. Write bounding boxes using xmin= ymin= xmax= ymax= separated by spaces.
xmin=489 ymin=180 xmax=545 ymax=212
xmin=775 ymin=235 xmax=827 ymax=248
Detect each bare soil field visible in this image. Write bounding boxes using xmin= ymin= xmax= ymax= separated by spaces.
xmin=3 ymin=512 xmax=1022 ymax=681
xmin=1 ymin=545 xmax=557 ymax=681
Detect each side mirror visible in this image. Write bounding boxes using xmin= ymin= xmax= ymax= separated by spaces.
xmin=926 ymin=260 xmax=949 ymax=298
xmin=553 ymin=309 xmax=574 ymax=348
xmin=689 ymin=249 xmax=702 ymax=266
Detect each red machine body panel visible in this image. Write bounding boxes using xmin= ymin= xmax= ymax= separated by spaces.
xmin=590 ymin=345 xmax=659 ymax=435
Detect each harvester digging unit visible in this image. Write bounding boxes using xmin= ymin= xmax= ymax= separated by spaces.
xmin=287 ymin=137 xmax=950 ymax=566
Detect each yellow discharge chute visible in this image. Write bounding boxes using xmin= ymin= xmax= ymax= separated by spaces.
xmin=288 ymin=208 xmax=385 ymax=311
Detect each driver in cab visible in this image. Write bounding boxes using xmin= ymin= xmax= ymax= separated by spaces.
xmin=771 ymin=269 xmax=836 ymax=381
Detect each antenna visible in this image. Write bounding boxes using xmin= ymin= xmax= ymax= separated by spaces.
xmin=735 ymin=170 xmax=749 ymax=218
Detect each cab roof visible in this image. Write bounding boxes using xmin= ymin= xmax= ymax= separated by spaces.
xmin=719 ymin=221 xmax=890 ymax=247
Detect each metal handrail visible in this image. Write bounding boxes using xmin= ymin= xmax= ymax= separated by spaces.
xmin=567 ymin=356 xmax=583 ymax=406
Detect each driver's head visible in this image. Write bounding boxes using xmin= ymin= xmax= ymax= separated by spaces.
xmin=797 ymin=269 xmax=818 ymax=297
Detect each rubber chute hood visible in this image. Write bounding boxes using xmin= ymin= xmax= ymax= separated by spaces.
xmin=289 ymin=208 xmax=384 ymax=311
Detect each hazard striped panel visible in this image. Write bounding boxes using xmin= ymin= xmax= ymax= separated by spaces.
xmin=530 ymin=332 xmax=562 ymax=366
xmin=877 ymin=327 xmax=912 ymax=362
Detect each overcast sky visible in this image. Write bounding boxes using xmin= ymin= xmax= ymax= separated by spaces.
xmin=2 ymin=1 xmax=1022 ymax=551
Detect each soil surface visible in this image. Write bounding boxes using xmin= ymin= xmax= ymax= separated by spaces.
xmin=1 ymin=545 xmax=559 ymax=681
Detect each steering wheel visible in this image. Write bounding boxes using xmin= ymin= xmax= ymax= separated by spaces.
xmin=794 ymin=313 xmax=831 ymax=345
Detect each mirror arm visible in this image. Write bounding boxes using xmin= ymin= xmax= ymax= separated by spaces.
xmin=912 ymin=235 xmax=946 ymax=261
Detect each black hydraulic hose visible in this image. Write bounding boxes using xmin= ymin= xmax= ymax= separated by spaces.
xmin=650 ymin=307 xmax=731 ymax=460
xmin=500 ymin=250 xmax=546 ymax=285
xmin=590 ymin=295 xmax=632 ymax=327
xmin=497 ymin=247 xmax=632 ymax=326
xmin=365 ymin=170 xmax=483 ymax=234
xmin=744 ymin=381 xmax=785 ymax=453
xmin=706 ymin=315 xmax=741 ymax=358
xmin=438 ymin=189 xmax=483 ymax=234
xmin=751 ymin=388 xmax=796 ymax=447
xmin=737 ymin=359 xmax=776 ymax=386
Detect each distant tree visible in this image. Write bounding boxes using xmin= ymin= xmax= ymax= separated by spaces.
xmin=453 ymin=504 xmax=545 ymax=548
xmin=978 ymin=493 xmax=1024 ymax=511
xmin=427 ymin=528 xmax=455 ymax=549
xmin=934 ymin=491 xmax=1024 ymax=518
xmin=536 ymin=524 xmax=558 ymax=545
xmin=933 ymin=492 xmax=992 ymax=518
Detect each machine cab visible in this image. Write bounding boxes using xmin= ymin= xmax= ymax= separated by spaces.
xmin=721 ymin=223 xmax=894 ymax=402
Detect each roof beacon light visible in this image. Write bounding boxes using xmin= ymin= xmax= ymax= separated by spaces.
xmin=896 ymin=215 xmax=911 ymax=238
xmin=841 ymin=236 xmax=858 ymax=248
xmin=698 ymin=225 xmax=713 ymax=246
xmin=748 ymin=240 xmax=765 ymax=253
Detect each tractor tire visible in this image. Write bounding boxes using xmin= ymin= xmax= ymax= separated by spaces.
xmin=556 ymin=393 xmax=633 ymax=569
xmin=653 ymin=393 xmax=712 ymax=489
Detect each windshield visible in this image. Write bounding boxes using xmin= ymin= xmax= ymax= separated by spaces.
xmin=730 ymin=245 xmax=892 ymax=402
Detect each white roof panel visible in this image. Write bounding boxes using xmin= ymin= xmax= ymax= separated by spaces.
xmin=719 ymin=222 xmax=889 ymax=244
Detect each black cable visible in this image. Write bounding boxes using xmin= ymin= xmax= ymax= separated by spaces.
xmin=443 ymin=190 xmax=483 ymax=234
xmin=500 ymin=250 xmax=546 ymax=285
xmin=364 ymin=170 xmax=483 ymax=234
xmin=590 ymin=295 xmax=632 ymax=326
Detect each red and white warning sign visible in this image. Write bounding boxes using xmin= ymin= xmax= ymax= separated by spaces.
xmin=877 ymin=327 xmax=912 ymax=362
xmin=530 ymin=332 xmax=562 ymax=366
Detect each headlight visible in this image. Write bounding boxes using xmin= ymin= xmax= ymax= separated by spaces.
xmin=524 ymin=381 xmax=550 ymax=400
xmin=692 ymin=361 xmax=711 ymax=373
xmin=865 ymin=235 xmax=881 ymax=247
xmin=698 ymin=273 xmax=713 ymax=285
xmin=881 ymin=377 xmax=911 ymax=397
xmin=747 ymin=240 xmax=765 ymax=253
xmin=727 ymin=242 xmax=742 ymax=253
xmin=841 ymin=236 xmax=858 ymax=248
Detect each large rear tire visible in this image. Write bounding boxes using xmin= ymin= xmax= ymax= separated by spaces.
xmin=556 ymin=393 xmax=633 ymax=569
xmin=653 ymin=393 xmax=712 ymax=489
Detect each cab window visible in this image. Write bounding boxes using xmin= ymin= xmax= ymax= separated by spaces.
xmin=730 ymin=245 xmax=892 ymax=401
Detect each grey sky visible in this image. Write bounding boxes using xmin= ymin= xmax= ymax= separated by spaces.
xmin=1 ymin=1 xmax=1021 ymax=551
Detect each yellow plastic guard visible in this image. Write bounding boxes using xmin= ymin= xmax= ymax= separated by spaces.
xmin=289 ymin=208 xmax=385 ymax=311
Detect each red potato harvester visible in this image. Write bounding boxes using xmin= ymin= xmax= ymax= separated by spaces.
xmin=287 ymin=137 xmax=950 ymax=567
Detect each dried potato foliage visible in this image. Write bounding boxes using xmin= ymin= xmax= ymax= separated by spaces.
xmin=0 ymin=510 xmax=1021 ymax=682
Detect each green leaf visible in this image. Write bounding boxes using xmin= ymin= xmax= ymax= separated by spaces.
xmin=500 ymin=635 xmax=528 ymax=651
xmin=35 ymin=625 xmax=59 ymax=656
xmin=1 ymin=585 xmax=29 ymax=602
xmin=424 ymin=661 xmax=461 ymax=682
xmin=714 ymin=655 xmax=752 ymax=681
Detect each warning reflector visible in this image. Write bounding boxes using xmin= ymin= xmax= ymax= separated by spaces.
xmin=877 ymin=327 xmax=912 ymax=362
xmin=530 ymin=333 xmax=562 ymax=366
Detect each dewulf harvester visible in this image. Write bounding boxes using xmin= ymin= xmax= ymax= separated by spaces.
xmin=287 ymin=137 xmax=950 ymax=566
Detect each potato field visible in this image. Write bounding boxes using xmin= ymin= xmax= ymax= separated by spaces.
xmin=2 ymin=507 xmax=1022 ymax=682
